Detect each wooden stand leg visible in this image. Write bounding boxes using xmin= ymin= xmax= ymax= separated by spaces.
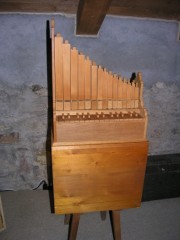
xmin=64 ymin=214 xmax=71 ymax=225
xmin=68 ymin=214 xmax=80 ymax=240
xmin=110 ymin=210 xmax=121 ymax=240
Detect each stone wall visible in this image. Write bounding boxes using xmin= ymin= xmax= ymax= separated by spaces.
xmin=0 ymin=82 xmax=49 ymax=190
xmin=0 ymin=14 xmax=179 ymax=190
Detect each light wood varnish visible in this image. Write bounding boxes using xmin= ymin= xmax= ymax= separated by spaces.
xmin=51 ymin=19 xmax=148 ymax=215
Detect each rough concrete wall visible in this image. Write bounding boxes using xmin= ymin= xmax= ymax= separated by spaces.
xmin=144 ymin=82 xmax=180 ymax=154
xmin=0 ymin=14 xmax=179 ymax=190
xmin=0 ymin=83 xmax=48 ymax=190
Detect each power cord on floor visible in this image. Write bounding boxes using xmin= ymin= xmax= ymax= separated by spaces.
xmin=35 ymin=180 xmax=52 ymax=190
xmin=0 ymin=179 xmax=51 ymax=192
xmin=33 ymin=179 xmax=48 ymax=190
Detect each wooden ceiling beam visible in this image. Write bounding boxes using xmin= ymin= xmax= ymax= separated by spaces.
xmin=0 ymin=0 xmax=79 ymax=13
xmin=0 ymin=0 xmax=179 ymax=21
xmin=109 ymin=0 xmax=180 ymax=21
xmin=76 ymin=0 xmax=112 ymax=35
xmin=0 ymin=0 xmax=179 ymax=34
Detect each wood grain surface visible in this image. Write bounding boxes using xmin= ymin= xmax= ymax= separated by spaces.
xmin=52 ymin=141 xmax=148 ymax=214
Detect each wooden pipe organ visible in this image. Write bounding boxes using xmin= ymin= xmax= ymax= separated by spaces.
xmin=51 ymin=20 xmax=148 ymax=216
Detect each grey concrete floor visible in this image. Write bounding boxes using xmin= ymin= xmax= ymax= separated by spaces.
xmin=0 ymin=190 xmax=180 ymax=240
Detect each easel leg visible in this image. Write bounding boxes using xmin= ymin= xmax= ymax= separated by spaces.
xmin=110 ymin=210 xmax=121 ymax=240
xmin=68 ymin=214 xmax=80 ymax=240
xmin=64 ymin=214 xmax=71 ymax=225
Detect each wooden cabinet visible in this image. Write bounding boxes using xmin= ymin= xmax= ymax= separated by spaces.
xmin=52 ymin=141 xmax=148 ymax=214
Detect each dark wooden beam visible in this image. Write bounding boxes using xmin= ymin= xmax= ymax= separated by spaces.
xmin=0 ymin=0 xmax=79 ymax=13
xmin=0 ymin=0 xmax=180 ymax=22
xmin=76 ymin=0 xmax=112 ymax=35
xmin=109 ymin=0 xmax=180 ymax=21
xmin=0 ymin=0 xmax=180 ymax=30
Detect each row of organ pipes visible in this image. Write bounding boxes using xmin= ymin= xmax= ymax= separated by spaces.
xmin=51 ymin=23 xmax=145 ymax=126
